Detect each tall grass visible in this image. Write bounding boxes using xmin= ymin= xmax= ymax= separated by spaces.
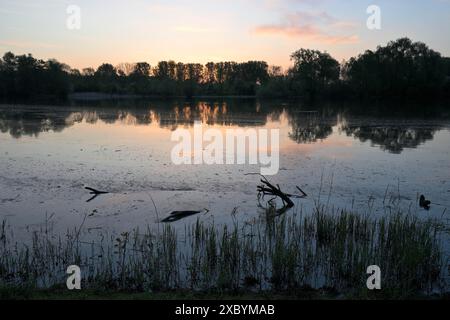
xmin=0 ymin=208 xmax=447 ymax=298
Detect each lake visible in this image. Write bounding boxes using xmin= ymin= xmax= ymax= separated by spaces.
xmin=1 ymin=99 xmax=450 ymax=241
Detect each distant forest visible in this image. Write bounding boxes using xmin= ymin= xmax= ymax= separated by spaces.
xmin=0 ymin=38 xmax=449 ymax=101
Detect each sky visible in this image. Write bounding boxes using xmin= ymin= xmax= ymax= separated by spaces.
xmin=0 ymin=0 xmax=450 ymax=71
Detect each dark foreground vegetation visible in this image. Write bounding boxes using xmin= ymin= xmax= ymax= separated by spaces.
xmin=1 ymin=38 xmax=449 ymax=101
xmin=0 ymin=207 xmax=448 ymax=300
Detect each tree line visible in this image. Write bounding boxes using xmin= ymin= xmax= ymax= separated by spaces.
xmin=1 ymin=38 xmax=449 ymax=101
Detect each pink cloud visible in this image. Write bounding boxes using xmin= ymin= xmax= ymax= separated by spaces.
xmin=253 ymin=11 xmax=359 ymax=45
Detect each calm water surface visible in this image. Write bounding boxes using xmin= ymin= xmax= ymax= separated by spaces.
xmin=1 ymin=100 xmax=450 ymax=241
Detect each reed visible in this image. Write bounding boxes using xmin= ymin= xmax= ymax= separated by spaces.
xmin=0 ymin=207 xmax=447 ymax=298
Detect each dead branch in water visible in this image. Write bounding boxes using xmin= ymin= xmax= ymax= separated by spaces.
xmin=254 ymin=174 xmax=307 ymax=216
xmin=258 ymin=178 xmax=294 ymax=208
xmin=296 ymin=186 xmax=307 ymax=197
xmin=246 ymin=173 xmax=307 ymax=199
xmin=161 ymin=210 xmax=201 ymax=223
xmin=85 ymin=187 xmax=109 ymax=202
xmin=85 ymin=187 xmax=109 ymax=195
xmin=257 ymin=177 xmax=294 ymax=216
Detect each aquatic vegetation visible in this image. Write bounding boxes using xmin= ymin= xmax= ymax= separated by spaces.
xmin=0 ymin=207 xmax=447 ymax=299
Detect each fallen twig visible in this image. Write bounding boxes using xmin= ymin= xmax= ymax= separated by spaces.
xmin=296 ymin=186 xmax=308 ymax=197
xmin=258 ymin=177 xmax=294 ymax=211
xmin=85 ymin=187 xmax=109 ymax=195
xmin=85 ymin=187 xmax=109 ymax=202
xmin=161 ymin=210 xmax=201 ymax=223
xmin=255 ymin=175 xmax=307 ymax=216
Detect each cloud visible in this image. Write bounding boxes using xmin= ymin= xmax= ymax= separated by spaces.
xmin=253 ymin=10 xmax=359 ymax=44
xmin=254 ymin=25 xmax=358 ymax=44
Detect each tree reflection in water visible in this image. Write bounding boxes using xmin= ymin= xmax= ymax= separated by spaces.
xmin=0 ymin=101 xmax=447 ymax=154
xmin=287 ymin=111 xmax=334 ymax=143
xmin=340 ymin=122 xmax=438 ymax=153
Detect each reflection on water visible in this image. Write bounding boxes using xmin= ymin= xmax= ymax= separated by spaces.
xmin=0 ymin=101 xmax=271 ymax=136
xmin=1 ymin=100 xmax=448 ymax=154
xmin=288 ymin=111 xmax=334 ymax=144
xmin=341 ymin=123 xmax=438 ymax=154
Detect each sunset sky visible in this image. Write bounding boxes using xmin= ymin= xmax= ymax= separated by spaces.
xmin=1 ymin=0 xmax=449 ymax=71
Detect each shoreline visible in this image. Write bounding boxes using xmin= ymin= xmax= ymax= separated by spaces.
xmin=69 ymin=92 xmax=260 ymax=100
xmin=1 ymin=287 xmax=448 ymax=300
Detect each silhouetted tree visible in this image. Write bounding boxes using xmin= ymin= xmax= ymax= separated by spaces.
xmin=289 ymin=49 xmax=340 ymax=99
xmin=0 ymin=52 xmax=69 ymax=99
xmin=258 ymin=65 xmax=290 ymax=98
xmin=94 ymin=63 xmax=118 ymax=93
xmin=127 ymin=62 xmax=151 ymax=94
xmin=95 ymin=63 xmax=116 ymax=78
xmin=443 ymin=57 xmax=450 ymax=97
xmin=44 ymin=59 xmax=71 ymax=98
xmin=154 ymin=61 xmax=171 ymax=79
xmin=0 ymin=38 xmax=449 ymax=101
xmin=345 ymin=38 xmax=445 ymax=98
xmin=0 ymin=52 xmax=18 ymax=97
xmin=116 ymin=63 xmax=135 ymax=77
